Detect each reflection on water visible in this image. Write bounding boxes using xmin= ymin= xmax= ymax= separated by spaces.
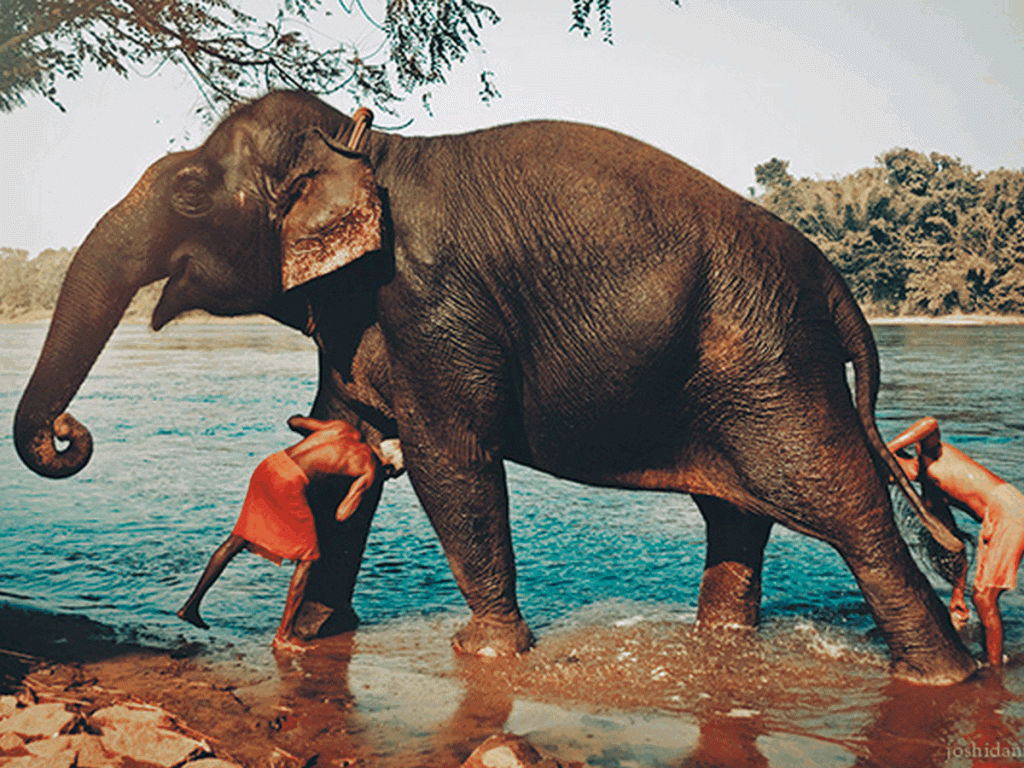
xmin=2 ymin=321 xmax=1024 ymax=766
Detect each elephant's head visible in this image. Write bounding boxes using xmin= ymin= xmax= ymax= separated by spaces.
xmin=14 ymin=93 xmax=382 ymax=478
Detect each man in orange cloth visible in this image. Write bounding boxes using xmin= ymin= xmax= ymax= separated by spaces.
xmin=177 ymin=416 xmax=388 ymax=652
xmin=888 ymin=417 xmax=1024 ymax=666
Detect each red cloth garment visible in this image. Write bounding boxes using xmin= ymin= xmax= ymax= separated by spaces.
xmin=232 ymin=450 xmax=320 ymax=564
xmin=973 ymin=483 xmax=1024 ymax=591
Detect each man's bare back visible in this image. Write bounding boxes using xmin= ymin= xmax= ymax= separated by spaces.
xmin=285 ymin=417 xmax=380 ymax=522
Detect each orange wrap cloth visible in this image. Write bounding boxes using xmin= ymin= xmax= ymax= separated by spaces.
xmin=974 ymin=483 xmax=1024 ymax=591
xmin=232 ymin=450 xmax=320 ymax=564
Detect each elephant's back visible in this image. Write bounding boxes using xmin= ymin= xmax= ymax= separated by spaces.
xmin=380 ymin=117 xmax=833 ymax=368
xmin=448 ymin=119 xmax=743 ymax=227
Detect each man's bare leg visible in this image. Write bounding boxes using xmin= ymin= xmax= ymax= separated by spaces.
xmin=974 ymin=586 xmax=1005 ymax=666
xmin=273 ymin=559 xmax=315 ymax=653
xmin=177 ymin=534 xmax=248 ymax=629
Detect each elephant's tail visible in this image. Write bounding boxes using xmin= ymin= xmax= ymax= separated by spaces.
xmin=823 ymin=261 xmax=966 ymax=556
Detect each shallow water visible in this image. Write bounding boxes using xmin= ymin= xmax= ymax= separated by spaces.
xmin=2 ymin=320 xmax=1024 ymax=766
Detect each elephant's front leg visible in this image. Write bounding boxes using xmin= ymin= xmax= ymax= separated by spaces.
xmin=408 ymin=444 xmax=534 ymax=656
xmin=693 ymin=495 xmax=773 ymax=628
xmin=389 ymin=358 xmax=534 ymax=655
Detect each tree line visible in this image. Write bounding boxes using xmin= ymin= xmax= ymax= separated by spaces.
xmin=4 ymin=147 xmax=1024 ymax=321
xmin=0 ymin=247 xmax=163 ymax=321
xmin=755 ymin=149 xmax=1024 ymax=316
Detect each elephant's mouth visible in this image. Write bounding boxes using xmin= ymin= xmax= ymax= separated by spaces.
xmin=151 ymin=252 xmax=198 ymax=331
xmin=152 ymin=242 xmax=267 ymax=330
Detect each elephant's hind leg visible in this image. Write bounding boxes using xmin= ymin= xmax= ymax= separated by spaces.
xmin=825 ymin=500 xmax=977 ymax=683
xmin=728 ymin=417 xmax=978 ymax=684
xmin=693 ymin=495 xmax=773 ymax=629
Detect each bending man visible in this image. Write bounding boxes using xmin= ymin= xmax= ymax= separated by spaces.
xmin=889 ymin=416 xmax=1024 ymax=666
xmin=177 ymin=416 xmax=389 ymax=652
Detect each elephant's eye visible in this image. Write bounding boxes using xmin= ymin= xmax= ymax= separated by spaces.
xmin=171 ymin=167 xmax=213 ymax=218
xmin=283 ymin=175 xmax=313 ymax=213
xmin=272 ymin=173 xmax=317 ymax=224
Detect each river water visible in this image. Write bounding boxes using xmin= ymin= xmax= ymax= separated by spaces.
xmin=2 ymin=320 xmax=1023 ymax=766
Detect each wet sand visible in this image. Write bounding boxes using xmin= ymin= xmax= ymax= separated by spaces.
xmin=4 ymin=641 xmax=854 ymax=768
xmin=0 ymin=603 xmax=867 ymax=767
xmin=10 ymin=603 xmax=1021 ymax=768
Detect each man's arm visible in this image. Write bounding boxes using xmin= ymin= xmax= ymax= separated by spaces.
xmin=887 ymin=416 xmax=940 ymax=454
xmin=288 ymin=414 xmax=359 ymax=439
xmin=335 ymin=460 xmax=379 ymax=521
xmin=945 ymin=495 xmax=983 ymax=522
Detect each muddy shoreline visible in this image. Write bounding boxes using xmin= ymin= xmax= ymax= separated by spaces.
xmin=0 ymin=604 xmax=653 ymax=767
xmin=0 ymin=603 xmax=871 ymax=767
xmin=4 ymin=597 xmax=1023 ymax=768
xmin=2 ymin=629 xmax=690 ymax=768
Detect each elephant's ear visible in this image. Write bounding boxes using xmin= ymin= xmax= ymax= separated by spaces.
xmin=279 ymin=124 xmax=382 ymax=291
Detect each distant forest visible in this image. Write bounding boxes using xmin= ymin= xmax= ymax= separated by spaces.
xmin=755 ymin=148 xmax=1024 ymax=316
xmin=3 ymin=147 xmax=1024 ymax=321
xmin=0 ymin=247 xmax=166 ymax=322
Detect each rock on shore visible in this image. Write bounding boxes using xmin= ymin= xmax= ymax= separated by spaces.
xmin=0 ymin=665 xmax=586 ymax=768
xmin=0 ymin=688 xmax=240 ymax=768
xmin=461 ymin=734 xmax=584 ymax=768
xmin=0 ymin=691 xmax=580 ymax=768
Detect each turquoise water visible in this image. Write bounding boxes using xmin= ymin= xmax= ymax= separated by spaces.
xmin=2 ymin=320 xmax=1024 ymax=764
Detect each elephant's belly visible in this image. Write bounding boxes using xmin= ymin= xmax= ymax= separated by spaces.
xmin=530 ymin=457 xmax=722 ymax=498
xmin=508 ymin=416 xmax=743 ymax=506
xmin=509 ymin=330 xmax=716 ymax=492
xmin=511 ymin=395 xmax=713 ymax=495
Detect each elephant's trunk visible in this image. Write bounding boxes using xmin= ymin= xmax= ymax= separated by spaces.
xmin=14 ymin=206 xmax=159 ymax=478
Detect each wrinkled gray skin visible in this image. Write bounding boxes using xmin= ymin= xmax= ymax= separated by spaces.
xmin=14 ymin=91 xmax=976 ymax=684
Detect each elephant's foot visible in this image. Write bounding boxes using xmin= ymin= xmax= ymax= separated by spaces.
xmin=453 ymin=614 xmax=536 ymax=657
xmin=889 ymin=646 xmax=979 ymax=686
xmin=890 ymin=656 xmax=979 ymax=686
xmin=294 ymin=601 xmax=359 ymax=640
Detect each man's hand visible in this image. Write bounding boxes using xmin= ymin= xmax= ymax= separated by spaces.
xmin=288 ymin=414 xmax=330 ymax=437
xmin=891 ymin=449 xmax=920 ymax=483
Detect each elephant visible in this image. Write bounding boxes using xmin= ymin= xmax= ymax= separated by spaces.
xmin=14 ymin=90 xmax=976 ymax=684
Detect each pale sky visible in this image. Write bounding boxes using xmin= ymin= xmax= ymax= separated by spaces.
xmin=2 ymin=0 xmax=1024 ymax=257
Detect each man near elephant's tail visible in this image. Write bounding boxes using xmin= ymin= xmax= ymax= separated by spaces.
xmin=176 ymin=416 xmax=394 ymax=652
xmin=888 ymin=417 xmax=1024 ymax=666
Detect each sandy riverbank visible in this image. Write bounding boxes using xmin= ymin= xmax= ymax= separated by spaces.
xmin=0 ymin=605 xmax=861 ymax=768
xmin=867 ymin=313 xmax=1024 ymax=325
xmin=0 ymin=310 xmax=277 ymax=325
xmin=4 ymin=644 xmax=855 ymax=768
